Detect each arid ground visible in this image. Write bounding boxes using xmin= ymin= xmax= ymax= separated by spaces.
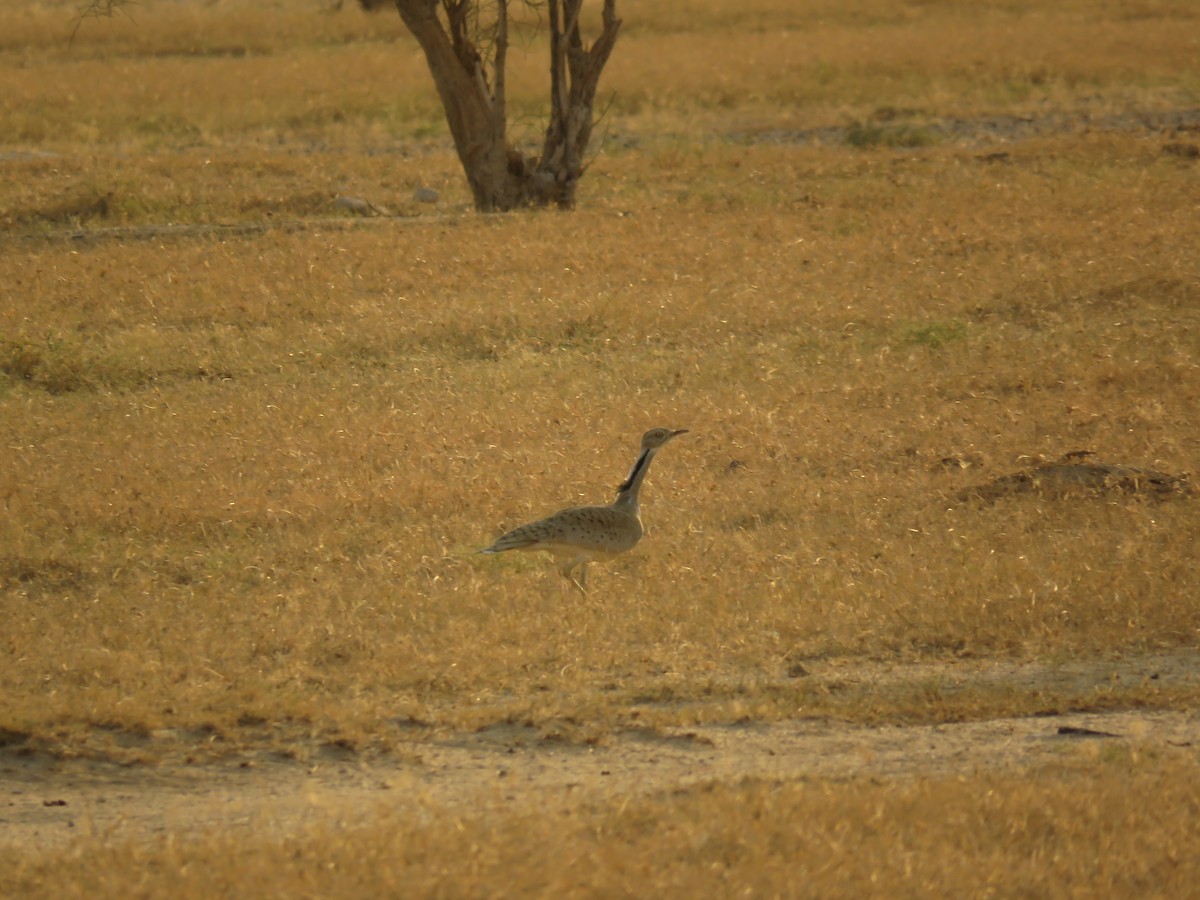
xmin=2 ymin=0 xmax=1199 ymax=895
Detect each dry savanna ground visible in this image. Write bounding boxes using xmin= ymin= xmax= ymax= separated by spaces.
xmin=2 ymin=0 xmax=1200 ymax=895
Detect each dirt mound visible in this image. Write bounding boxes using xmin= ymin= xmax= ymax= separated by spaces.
xmin=958 ymin=458 xmax=1193 ymax=502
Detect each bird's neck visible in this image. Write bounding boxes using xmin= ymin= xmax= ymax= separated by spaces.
xmin=611 ymin=447 xmax=655 ymax=514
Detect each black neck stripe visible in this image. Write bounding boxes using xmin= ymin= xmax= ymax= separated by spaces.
xmin=617 ymin=448 xmax=651 ymax=493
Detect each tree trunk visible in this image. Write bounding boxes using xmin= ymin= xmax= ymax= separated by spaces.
xmin=539 ymin=0 xmax=620 ymax=208
xmin=394 ymin=1 xmax=620 ymax=211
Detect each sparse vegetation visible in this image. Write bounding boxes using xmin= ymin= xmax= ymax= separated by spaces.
xmin=1 ymin=0 xmax=1198 ymax=894
xmin=7 ymin=751 xmax=1200 ymax=897
xmin=845 ymin=118 xmax=938 ymax=149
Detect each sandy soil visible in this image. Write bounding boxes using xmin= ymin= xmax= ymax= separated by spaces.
xmin=2 ymin=652 xmax=1196 ymax=853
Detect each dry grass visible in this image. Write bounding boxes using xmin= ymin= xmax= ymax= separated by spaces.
xmin=1 ymin=0 xmax=1199 ymax=892
xmin=3 ymin=144 xmax=1196 ymax=750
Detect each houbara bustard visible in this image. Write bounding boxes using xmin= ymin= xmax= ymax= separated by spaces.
xmin=481 ymin=428 xmax=688 ymax=592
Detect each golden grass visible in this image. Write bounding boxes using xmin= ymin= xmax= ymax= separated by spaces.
xmin=3 ymin=0 xmax=1198 ymax=149
xmin=1 ymin=0 xmax=1199 ymax=891
xmin=1 ymin=21 xmax=1199 ymax=745
xmin=2 ymin=160 xmax=1197 ymax=743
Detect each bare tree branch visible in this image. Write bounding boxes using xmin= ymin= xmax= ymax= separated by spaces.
xmin=493 ymin=0 xmax=508 ymax=125
xmin=70 ymin=0 xmax=138 ymax=45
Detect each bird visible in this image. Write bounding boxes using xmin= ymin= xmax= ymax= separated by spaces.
xmin=480 ymin=427 xmax=688 ymax=593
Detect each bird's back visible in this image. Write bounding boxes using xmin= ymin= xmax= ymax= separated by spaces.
xmin=483 ymin=504 xmax=643 ymax=556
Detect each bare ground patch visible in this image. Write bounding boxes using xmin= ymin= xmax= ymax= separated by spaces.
xmin=3 ymin=651 xmax=1195 ymax=854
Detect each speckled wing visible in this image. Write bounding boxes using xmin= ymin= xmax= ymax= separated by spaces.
xmin=482 ymin=505 xmax=643 ymax=555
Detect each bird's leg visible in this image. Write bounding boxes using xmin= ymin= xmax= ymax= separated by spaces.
xmin=560 ymin=558 xmax=588 ymax=595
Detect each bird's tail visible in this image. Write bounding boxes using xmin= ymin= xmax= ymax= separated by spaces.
xmin=479 ymin=531 xmax=542 ymax=554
